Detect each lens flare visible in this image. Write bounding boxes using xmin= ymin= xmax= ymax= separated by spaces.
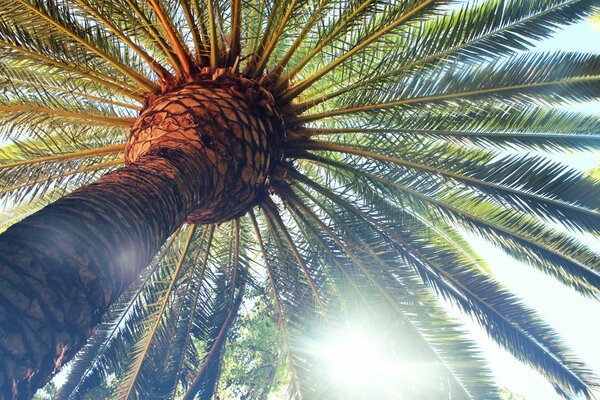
xmin=304 ymin=323 xmax=436 ymax=399
xmin=323 ymin=331 xmax=381 ymax=385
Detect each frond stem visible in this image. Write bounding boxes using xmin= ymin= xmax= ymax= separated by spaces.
xmin=122 ymin=0 xmax=182 ymax=73
xmin=182 ymin=275 xmax=246 ymax=400
xmin=0 ymin=143 xmax=125 ymax=170
xmin=268 ymin=0 xmax=332 ymax=80
xmin=207 ymin=0 xmax=220 ymax=68
xmin=293 ymin=76 xmax=600 ymax=119
xmin=148 ymin=0 xmax=194 ymax=77
xmin=291 ymin=127 xmax=600 ymax=145
xmin=74 ymin=0 xmax=172 ymax=81
xmin=297 ymin=0 xmax=585 ymax=108
xmin=0 ymin=105 xmax=135 ymax=127
xmin=16 ymin=0 xmax=157 ymax=92
xmin=261 ymin=202 xmax=326 ymax=312
xmin=296 ymin=140 xmax=600 ymax=218
xmin=55 ymin=231 xmax=181 ymax=399
xmin=296 ymin=156 xmax=600 ymax=294
xmin=118 ymin=225 xmax=197 ymax=400
xmin=181 ymin=0 xmax=206 ymax=64
xmin=1 ymin=40 xmax=144 ymax=101
xmin=250 ymin=0 xmax=298 ymax=78
xmin=231 ymin=218 xmax=241 ymax=304
xmin=228 ymin=0 xmax=242 ymax=67
xmin=249 ymin=210 xmax=284 ymax=323
xmin=290 ymin=175 xmax=588 ymax=391
xmin=1 ymin=76 xmax=141 ymax=110
xmin=280 ymin=0 xmax=435 ymax=102
xmin=0 ymin=159 xmax=122 ymax=197
xmin=169 ymin=225 xmax=213 ymax=393
xmin=272 ymin=0 xmax=375 ymax=91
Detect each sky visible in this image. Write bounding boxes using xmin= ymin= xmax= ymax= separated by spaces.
xmin=455 ymin=18 xmax=600 ymax=400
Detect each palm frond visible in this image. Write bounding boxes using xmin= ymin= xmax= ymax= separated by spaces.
xmin=297 ymin=140 xmax=600 ymax=233
xmin=55 ymin=230 xmax=181 ymax=400
xmin=182 ymin=276 xmax=246 ymax=400
xmin=298 ymin=153 xmax=600 ymax=296
xmin=294 ymin=52 xmax=600 ymax=120
xmin=261 ymin=201 xmax=327 ymax=311
xmin=285 ymin=167 xmax=595 ymax=397
xmin=283 ymin=186 xmax=501 ymax=399
xmin=295 ymin=0 xmax=599 ymax=108
xmin=148 ymin=0 xmax=194 ymax=76
xmin=280 ymin=0 xmax=445 ymax=101
xmin=9 ymin=0 xmax=157 ymax=91
xmin=156 ymin=226 xmax=214 ymax=399
xmin=116 ymin=225 xmax=197 ymax=400
xmin=73 ymin=0 xmax=172 ymax=81
xmin=294 ymin=105 xmax=600 ymax=152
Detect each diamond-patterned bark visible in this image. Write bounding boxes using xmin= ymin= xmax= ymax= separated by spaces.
xmin=126 ymin=68 xmax=284 ymax=224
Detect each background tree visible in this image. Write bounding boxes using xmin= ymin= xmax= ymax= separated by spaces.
xmin=0 ymin=0 xmax=598 ymax=399
xmin=500 ymin=388 xmax=527 ymax=400
xmin=591 ymin=9 xmax=600 ymax=30
xmin=587 ymin=162 xmax=600 ymax=181
xmin=32 ymin=383 xmax=56 ymax=400
xmin=214 ymin=287 xmax=287 ymax=400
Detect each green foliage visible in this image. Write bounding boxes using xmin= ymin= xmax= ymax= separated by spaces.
xmin=81 ymin=380 xmax=116 ymax=400
xmin=33 ymin=383 xmax=57 ymax=400
xmin=590 ymin=10 xmax=600 ymax=30
xmin=1 ymin=0 xmax=599 ymax=399
xmin=501 ymin=388 xmax=527 ymax=400
xmin=215 ymin=288 xmax=288 ymax=400
xmin=587 ymin=161 xmax=600 ymax=181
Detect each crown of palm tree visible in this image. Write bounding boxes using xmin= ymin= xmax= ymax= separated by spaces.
xmin=0 ymin=0 xmax=599 ymax=399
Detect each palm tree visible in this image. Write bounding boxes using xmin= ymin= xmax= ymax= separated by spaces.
xmin=0 ymin=0 xmax=598 ymax=398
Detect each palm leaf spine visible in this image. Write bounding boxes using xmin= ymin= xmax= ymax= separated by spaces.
xmin=249 ymin=0 xmax=298 ymax=78
xmin=122 ymin=0 xmax=182 ymax=73
xmin=15 ymin=0 xmax=157 ymax=91
xmin=181 ymin=0 xmax=206 ymax=63
xmin=0 ymin=144 xmax=125 ymax=170
xmin=296 ymin=156 xmax=600 ymax=294
xmin=261 ymin=202 xmax=326 ymax=311
xmin=0 ymin=105 xmax=135 ymax=127
xmin=293 ymin=75 xmax=600 ymax=119
xmin=182 ymin=277 xmax=247 ymax=400
xmin=272 ymin=0 xmax=376 ymax=90
xmin=73 ymin=0 xmax=173 ymax=81
xmin=298 ymin=141 xmax=600 ymax=222
xmin=0 ymin=39 xmax=144 ymax=100
xmin=117 ymin=224 xmax=197 ymax=400
xmin=148 ymin=0 xmax=194 ymax=76
xmin=280 ymin=0 xmax=437 ymax=102
xmin=296 ymin=0 xmax=594 ymax=109
xmin=54 ymin=230 xmax=181 ymax=400
xmin=289 ymin=177 xmax=592 ymax=395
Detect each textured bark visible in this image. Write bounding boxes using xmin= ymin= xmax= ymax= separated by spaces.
xmin=0 ymin=69 xmax=281 ymax=398
xmin=0 ymin=144 xmax=211 ymax=398
xmin=127 ymin=68 xmax=282 ymax=224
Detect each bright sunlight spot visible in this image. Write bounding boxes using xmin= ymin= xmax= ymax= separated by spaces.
xmin=322 ymin=329 xmax=381 ymax=385
xmin=304 ymin=322 xmax=436 ymax=399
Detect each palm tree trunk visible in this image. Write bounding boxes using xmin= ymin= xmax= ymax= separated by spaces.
xmin=0 ymin=144 xmax=211 ymax=399
xmin=0 ymin=73 xmax=278 ymax=399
